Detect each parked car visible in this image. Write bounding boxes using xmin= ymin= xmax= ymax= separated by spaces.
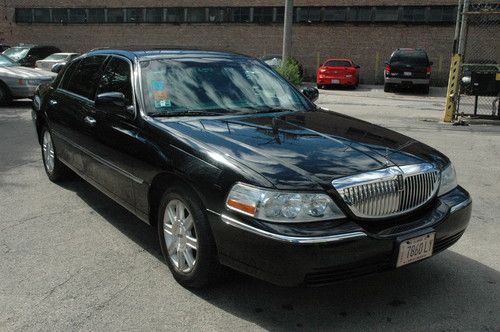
xmin=32 ymin=49 xmax=471 ymax=288
xmin=0 ymin=54 xmax=56 ymax=104
xmin=35 ymin=53 xmax=80 ymax=71
xmin=317 ymin=58 xmax=360 ymax=89
xmin=261 ymin=54 xmax=304 ymax=77
xmin=384 ymin=48 xmax=433 ymax=94
xmin=3 ymin=45 xmax=61 ymax=67
xmin=0 ymin=44 xmax=10 ymax=52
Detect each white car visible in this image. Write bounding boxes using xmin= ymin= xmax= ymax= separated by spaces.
xmin=35 ymin=53 xmax=80 ymax=71
xmin=0 ymin=54 xmax=56 ymax=104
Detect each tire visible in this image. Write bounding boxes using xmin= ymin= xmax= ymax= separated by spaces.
xmin=384 ymin=83 xmax=391 ymax=92
xmin=40 ymin=126 xmax=71 ymax=182
xmin=421 ymin=85 xmax=430 ymax=94
xmin=157 ymin=184 xmax=221 ymax=288
xmin=317 ymin=84 xmax=324 ymax=90
xmin=0 ymin=83 xmax=12 ymax=105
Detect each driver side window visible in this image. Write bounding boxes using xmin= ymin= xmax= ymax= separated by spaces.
xmin=97 ymin=57 xmax=133 ymax=105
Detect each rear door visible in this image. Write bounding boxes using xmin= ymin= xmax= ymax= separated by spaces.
xmin=46 ymin=55 xmax=108 ymax=173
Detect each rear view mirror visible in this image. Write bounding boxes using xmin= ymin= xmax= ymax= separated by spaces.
xmin=301 ymin=87 xmax=319 ymax=103
xmin=51 ymin=63 xmax=64 ymax=73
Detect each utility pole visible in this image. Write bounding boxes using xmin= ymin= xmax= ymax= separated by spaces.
xmin=282 ymin=0 xmax=293 ymax=60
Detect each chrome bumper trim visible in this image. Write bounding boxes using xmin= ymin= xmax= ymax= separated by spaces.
xmin=450 ymin=197 xmax=472 ymax=214
xmin=220 ymin=214 xmax=367 ymax=244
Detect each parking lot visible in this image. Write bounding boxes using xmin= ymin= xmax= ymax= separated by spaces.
xmin=1 ymin=86 xmax=499 ymax=331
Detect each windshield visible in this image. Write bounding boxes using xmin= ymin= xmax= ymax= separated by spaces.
xmin=43 ymin=53 xmax=70 ymax=61
xmin=0 ymin=54 xmax=16 ymax=67
xmin=3 ymin=47 xmax=29 ymax=62
xmin=140 ymin=57 xmax=311 ymax=116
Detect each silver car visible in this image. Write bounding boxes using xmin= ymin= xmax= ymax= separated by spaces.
xmin=0 ymin=54 xmax=56 ymax=104
xmin=35 ymin=52 xmax=80 ymax=71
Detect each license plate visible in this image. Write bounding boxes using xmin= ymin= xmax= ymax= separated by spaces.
xmin=331 ymin=79 xmax=340 ymax=84
xmin=396 ymin=233 xmax=435 ymax=267
xmin=403 ymin=71 xmax=412 ymax=76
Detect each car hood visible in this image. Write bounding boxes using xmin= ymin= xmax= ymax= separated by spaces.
xmin=0 ymin=65 xmax=56 ymax=79
xmin=155 ymin=110 xmax=449 ymax=190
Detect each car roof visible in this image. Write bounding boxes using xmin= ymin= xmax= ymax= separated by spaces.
xmin=87 ymin=48 xmax=250 ymax=61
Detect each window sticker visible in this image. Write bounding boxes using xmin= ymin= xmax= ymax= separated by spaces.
xmin=151 ymin=80 xmax=171 ymax=109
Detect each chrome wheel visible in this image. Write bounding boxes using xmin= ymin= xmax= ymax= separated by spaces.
xmin=42 ymin=130 xmax=55 ymax=173
xmin=163 ymin=199 xmax=198 ymax=273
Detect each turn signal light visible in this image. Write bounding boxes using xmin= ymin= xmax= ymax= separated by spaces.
xmin=226 ymin=198 xmax=257 ymax=216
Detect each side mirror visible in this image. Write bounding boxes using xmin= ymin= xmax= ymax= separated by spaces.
xmin=51 ymin=63 xmax=64 ymax=73
xmin=301 ymin=87 xmax=319 ymax=103
xmin=429 ymin=61 xmax=434 ymax=66
xmin=355 ymin=65 xmax=361 ymax=69
xmin=95 ymin=92 xmax=128 ymax=113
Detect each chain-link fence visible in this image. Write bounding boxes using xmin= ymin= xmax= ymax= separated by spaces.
xmin=457 ymin=1 xmax=500 ymax=118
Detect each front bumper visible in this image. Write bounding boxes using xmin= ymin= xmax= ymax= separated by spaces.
xmin=10 ymin=85 xmax=39 ymax=99
xmin=208 ymin=186 xmax=471 ymax=286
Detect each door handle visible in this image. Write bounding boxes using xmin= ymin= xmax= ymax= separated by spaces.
xmin=84 ymin=116 xmax=97 ymax=127
xmin=48 ymin=99 xmax=58 ymax=106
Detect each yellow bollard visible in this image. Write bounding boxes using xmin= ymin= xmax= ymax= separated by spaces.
xmin=443 ymin=54 xmax=462 ymax=122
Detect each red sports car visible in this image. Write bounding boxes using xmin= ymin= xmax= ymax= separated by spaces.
xmin=317 ymin=58 xmax=360 ymax=89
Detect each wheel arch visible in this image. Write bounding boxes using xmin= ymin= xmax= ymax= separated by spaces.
xmin=148 ymin=171 xmax=208 ymax=227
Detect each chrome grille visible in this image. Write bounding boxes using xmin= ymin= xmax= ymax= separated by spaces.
xmin=332 ymin=164 xmax=440 ymax=218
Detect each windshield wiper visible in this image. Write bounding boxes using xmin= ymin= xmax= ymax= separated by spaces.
xmin=148 ymin=110 xmax=226 ymax=118
xmin=234 ymin=107 xmax=297 ymax=115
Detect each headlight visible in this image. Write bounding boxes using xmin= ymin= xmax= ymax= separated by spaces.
xmin=27 ymin=79 xmax=41 ymax=85
xmin=438 ymin=163 xmax=457 ymax=196
xmin=225 ymin=183 xmax=345 ymax=223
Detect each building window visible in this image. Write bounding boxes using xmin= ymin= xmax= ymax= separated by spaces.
xmin=52 ymin=9 xmax=68 ymax=23
xmin=208 ymin=8 xmax=227 ymax=22
xmin=230 ymin=7 xmax=250 ymax=23
xmin=33 ymin=8 xmax=50 ymax=23
xmin=166 ymin=7 xmax=184 ymax=23
xmin=349 ymin=7 xmax=373 ymax=22
xmin=374 ymin=7 xmax=399 ymax=22
xmin=15 ymin=8 xmax=32 ymax=23
xmin=69 ymin=8 xmax=86 ymax=23
xmin=428 ymin=6 xmax=456 ymax=23
xmin=146 ymin=8 xmax=163 ymax=23
xmin=107 ymin=9 xmax=125 ymax=23
xmin=126 ymin=8 xmax=144 ymax=23
xmin=187 ymin=8 xmax=206 ymax=22
xmin=87 ymin=9 xmax=105 ymax=23
xmin=253 ymin=7 xmax=274 ymax=23
xmin=275 ymin=7 xmax=285 ymax=23
xmin=324 ymin=7 xmax=347 ymax=22
xmin=296 ymin=7 xmax=322 ymax=23
xmin=402 ymin=6 xmax=427 ymax=22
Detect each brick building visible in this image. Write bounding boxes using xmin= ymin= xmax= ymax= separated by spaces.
xmin=0 ymin=1 xmax=461 ymax=84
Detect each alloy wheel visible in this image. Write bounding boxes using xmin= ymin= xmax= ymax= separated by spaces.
xmin=163 ymin=199 xmax=198 ymax=273
xmin=42 ymin=130 xmax=55 ymax=173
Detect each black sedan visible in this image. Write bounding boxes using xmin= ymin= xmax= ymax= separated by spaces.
xmin=32 ymin=49 xmax=472 ymax=288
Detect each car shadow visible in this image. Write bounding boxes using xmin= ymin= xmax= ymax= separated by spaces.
xmin=58 ymin=178 xmax=499 ymax=330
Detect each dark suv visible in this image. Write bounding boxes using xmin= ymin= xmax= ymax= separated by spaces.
xmin=3 ymin=45 xmax=61 ymax=67
xmin=384 ymin=49 xmax=433 ymax=94
xmin=32 ymin=49 xmax=471 ymax=288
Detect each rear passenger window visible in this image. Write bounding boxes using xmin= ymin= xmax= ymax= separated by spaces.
xmin=97 ymin=57 xmax=133 ymax=105
xmin=63 ymin=55 xmax=107 ymax=99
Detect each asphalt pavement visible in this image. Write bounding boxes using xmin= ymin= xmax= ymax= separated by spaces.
xmin=0 ymin=87 xmax=499 ymax=331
